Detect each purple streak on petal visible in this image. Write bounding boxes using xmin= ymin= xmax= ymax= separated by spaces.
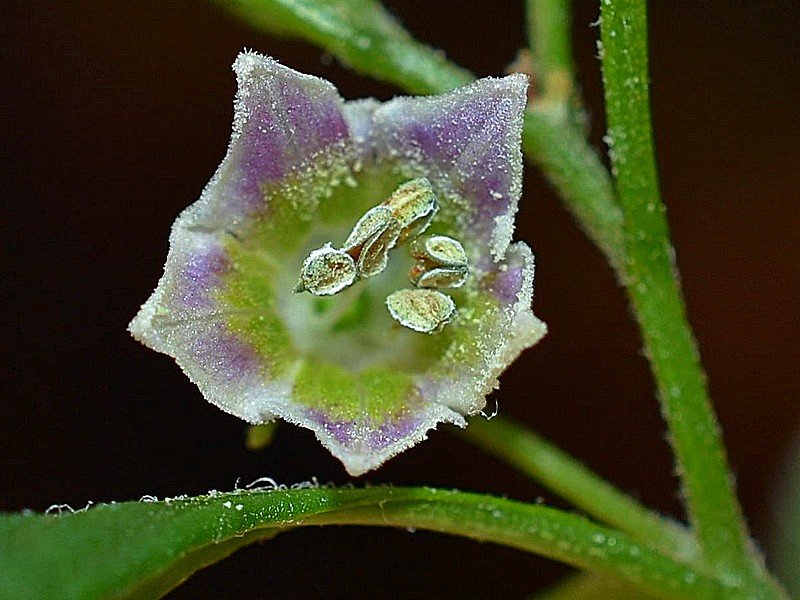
xmin=366 ymin=414 xmax=424 ymax=451
xmin=178 ymin=247 xmax=230 ymax=309
xmin=487 ymin=263 xmax=526 ymax=305
xmin=220 ymin=53 xmax=351 ymax=215
xmin=402 ymin=93 xmax=498 ymax=165
xmin=278 ymin=82 xmax=349 ymax=148
xmin=403 ymin=121 xmax=459 ymax=164
xmin=305 ymin=409 xmax=358 ymax=446
xmin=363 ymin=76 xmax=526 ymax=256
xmin=305 ymin=403 xmax=428 ymax=453
xmin=191 ymin=323 xmax=260 ymax=383
xmin=476 ymin=241 xmax=532 ymax=304
xmin=236 ymin=105 xmax=285 ymax=206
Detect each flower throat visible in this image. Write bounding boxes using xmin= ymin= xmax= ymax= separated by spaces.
xmin=294 ymin=178 xmax=470 ymax=334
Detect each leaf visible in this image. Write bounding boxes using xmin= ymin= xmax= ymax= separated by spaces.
xmin=210 ymin=0 xmax=473 ymax=94
xmin=0 ymin=487 xmax=730 ymax=600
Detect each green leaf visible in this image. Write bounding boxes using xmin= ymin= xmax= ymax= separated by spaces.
xmin=0 ymin=487 xmax=732 ymax=600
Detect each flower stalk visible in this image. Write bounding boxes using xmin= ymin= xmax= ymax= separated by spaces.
xmin=599 ymin=1 xmax=785 ymax=596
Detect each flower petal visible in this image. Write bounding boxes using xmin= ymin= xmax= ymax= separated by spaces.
xmin=415 ymin=242 xmax=546 ymax=415
xmin=185 ymin=51 xmax=351 ymax=229
xmin=345 ymin=75 xmax=528 ymax=261
xmin=130 ymin=52 xmax=354 ymax=419
xmin=131 ymin=53 xmax=545 ymax=476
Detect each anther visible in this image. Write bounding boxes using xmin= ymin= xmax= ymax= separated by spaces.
xmin=409 ymin=235 xmax=469 ymax=289
xmin=381 ymin=178 xmax=439 ymax=242
xmin=342 ymin=206 xmax=395 ymax=255
xmin=294 ymin=244 xmax=357 ymax=296
xmin=386 ymin=288 xmax=456 ymax=334
xmin=356 ymin=219 xmax=402 ymax=278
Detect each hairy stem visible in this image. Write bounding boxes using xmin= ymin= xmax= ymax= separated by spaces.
xmin=523 ymin=107 xmax=625 ymax=272
xmin=598 ymin=2 xmax=783 ymax=597
xmin=526 ymin=0 xmax=575 ymax=107
xmin=460 ymin=416 xmax=698 ymax=563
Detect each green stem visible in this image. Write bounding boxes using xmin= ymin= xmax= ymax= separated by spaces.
xmin=526 ymin=0 xmax=575 ymax=107
xmin=523 ymin=108 xmax=626 ymax=272
xmin=522 ymin=0 xmax=626 ymax=272
xmin=460 ymin=416 xmax=698 ymax=563
xmin=598 ymin=1 xmax=777 ymax=594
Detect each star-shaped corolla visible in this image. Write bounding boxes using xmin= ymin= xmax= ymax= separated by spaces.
xmin=130 ymin=51 xmax=546 ymax=476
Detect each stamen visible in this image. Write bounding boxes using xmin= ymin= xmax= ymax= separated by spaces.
xmin=294 ymin=244 xmax=357 ymax=296
xmin=410 ymin=235 xmax=469 ymax=289
xmin=386 ymin=289 xmax=456 ymax=334
xmin=414 ymin=235 xmax=468 ymax=266
xmin=342 ymin=206 xmax=395 ymax=255
xmin=414 ymin=266 xmax=469 ymax=289
xmin=296 ymin=179 xmax=441 ymax=296
xmin=356 ymin=219 xmax=401 ymax=278
xmin=382 ymin=178 xmax=439 ymax=242
xmin=295 ymin=181 xmax=465 ymax=334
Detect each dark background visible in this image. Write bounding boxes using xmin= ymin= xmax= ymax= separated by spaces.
xmin=3 ymin=1 xmax=799 ymax=597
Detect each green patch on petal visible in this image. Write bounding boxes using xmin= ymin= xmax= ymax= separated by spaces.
xmin=215 ymin=241 xmax=294 ymax=376
xmin=293 ymin=361 xmax=360 ymax=420
xmin=360 ymin=367 xmax=417 ymax=422
xmin=433 ymin=290 xmax=499 ymax=373
xmin=293 ymin=361 xmax=416 ymax=423
xmin=329 ymin=289 xmax=372 ymax=332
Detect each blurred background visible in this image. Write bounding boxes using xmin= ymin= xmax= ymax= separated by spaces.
xmin=3 ymin=1 xmax=799 ymax=597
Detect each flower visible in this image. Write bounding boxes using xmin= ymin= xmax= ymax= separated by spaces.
xmin=129 ymin=51 xmax=546 ymax=476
